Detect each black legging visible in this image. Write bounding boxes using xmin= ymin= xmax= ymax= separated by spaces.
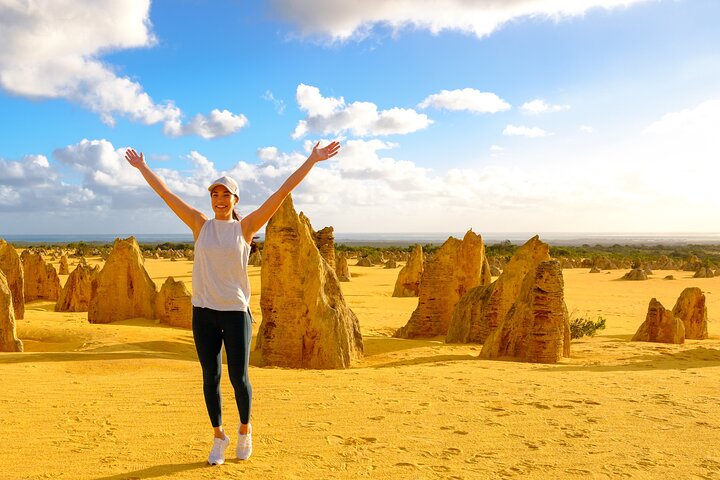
xmin=192 ymin=306 xmax=252 ymax=427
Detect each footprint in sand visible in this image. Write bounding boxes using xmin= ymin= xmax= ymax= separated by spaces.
xmin=326 ymin=435 xmax=377 ymax=446
xmin=465 ymin=451 xmax=498 ymax=463
xmin=430 ymin=465 xmax=451 ymax=472
xmin=300 ymin=420 xmax=332 ymax=431
xmin=565 ymin=468 xmax=592 ymax=475
xmin=699 ymin=457 xmax=720 ymax=472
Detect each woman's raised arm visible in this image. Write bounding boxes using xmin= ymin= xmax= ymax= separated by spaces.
xmin=125 ymin=148 xmax=208 ymax=240
xmin=241 ymin=141 xmax=340 ymax=243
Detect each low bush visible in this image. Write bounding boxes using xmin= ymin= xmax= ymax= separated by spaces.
xmin=570 ymin=316 xmax=607 ymax=339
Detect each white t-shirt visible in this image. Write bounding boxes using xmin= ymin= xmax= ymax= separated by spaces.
xmin=192 ymin=218 xmax=252 ymax=311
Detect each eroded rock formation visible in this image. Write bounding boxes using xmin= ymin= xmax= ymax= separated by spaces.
xmin=248 ymin=250 xmax=262 ymax=267
xmin=0 ymin=240 xmax=24 ymax=319
xmin=622 ymin=268 xmax=648 ymax=281
xmin=0 ymin=271 xmax=23 ymax=352
xmin=335 ymin=252 xmax=350 ymax=282
xmin=632 ymin=298 xmax=685 ymax=344
xmin=255 ymin=195 xmax=363 ymax=369
xmin=313 ymin=226 xmax=336 ymax=270
xmin=59 ymin=255 xmax=70 ymax=275
xmin=694 ymin=267 xmax=714 ymax=278
xmin=392 ymin=245 xmax=423 ymax=297
xmin=672 ymin=287 xmax=708 ymax=340
xmin=356 ymin=257 xmax=374 ymax=267
xmin=394 ymin=230 xmax=488 ymax=338
xmin=447 ymin=235 xmax=552 ymax=346
xmin=480 ymin=259 xmax=570 ymax=363
xmin=88 ymin=237 xmax=157 ymax=324
xmin=155 ymin=277 xmax=192 ymax=328
xmin=22 ymin=252 xmax=61 ymax=301
xmin=55 ymin=264 xmax=97 ymax=312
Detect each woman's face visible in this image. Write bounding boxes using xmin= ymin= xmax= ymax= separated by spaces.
xmin=210 ymin=185 xmax=238 ymax=219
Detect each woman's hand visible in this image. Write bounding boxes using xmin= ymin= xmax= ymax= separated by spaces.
xmin=309 ymin=141 xmax=340 ymax=163
xmin=125 ymin=148 xmax=146 ymax=169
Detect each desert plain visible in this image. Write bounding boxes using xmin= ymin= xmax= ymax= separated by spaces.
xmin=2 ymin=253 xmax=720 ymax=480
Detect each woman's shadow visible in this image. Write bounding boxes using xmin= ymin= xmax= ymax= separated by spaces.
xmin=92 ymin=461 xmax=209 ymax=480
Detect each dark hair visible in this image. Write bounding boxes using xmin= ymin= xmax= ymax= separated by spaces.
xmin=232 ymin=194 xmax=240 ymax=221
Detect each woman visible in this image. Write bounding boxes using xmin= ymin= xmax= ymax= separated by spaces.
xmin=125 ymin=141 xmax=340 ymax=464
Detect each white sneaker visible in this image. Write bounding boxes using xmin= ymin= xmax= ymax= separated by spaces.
xmin=236 ymin=425 xmax=252 ymax=460
xmin=208 ymin=435 xmax=230 ymax=465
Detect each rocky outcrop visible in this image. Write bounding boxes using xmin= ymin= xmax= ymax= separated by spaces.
xmin=480 ymin=260 xmax=570 ymax=363
xmin=155 ymin=277 xmax=192 ymax=328
xmin=248 ymin=250 xmax=262 ymax=267
xmin=313 ymin=226 xmax=336 ymax=270
xmin=683 ymin=255 xmax=703 ymax=272
xmin=480 ymin=257 xmax=492 ymax=285
xmin=384 ymin=259 xmax=397 ymax=269
xmin=59 ymin=255 xmax=70 ymax=275
xmin=653 ymin=255 xmax=678 ymax=270
xmin=1 ymin=271 xmax=23 ymax=352
xmin=0 ymin=240 xmax=24 ymax=320
xmin=693 ymin=267 xmax=714 ymax=278
xmin=593 ymin=256 xmax=614 ymax=270
xmin=632 ymin=298 xmax=684 ymax=344
xmin=672 ymin=287 xmax=708 ymax=340
xmin=88 ymin=237 xmax=157 ymax=324
xmin=335 ymin=252 xmax=350 ymax=282
xmin=589 ymin=266 xmax=601 ymax=273
xmin=447 ymin=236 xmax=551 ymax=345
xmin=622 ymin=268 xmax=647 ymax=281
xmin=55 ymin=264 xmax=97 ymax=312
xmin=392 ymin=245 xmax=424 ymax=297
xmin=356 ymin=257 xmax=374 ymax=267
xmin=22 ymin=252 xmax=61 ymax=301
xmin=255 ymin=195 xmax=363 ymax=369
xmin=394 ymin=230 xmax=488 ymax=339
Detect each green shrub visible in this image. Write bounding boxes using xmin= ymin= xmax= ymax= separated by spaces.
xmin=570 ymin=316 xmax=607 ymax=339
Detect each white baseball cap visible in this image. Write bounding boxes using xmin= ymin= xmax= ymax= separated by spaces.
xmin=208 ymin=176 xmax=239 ymax=196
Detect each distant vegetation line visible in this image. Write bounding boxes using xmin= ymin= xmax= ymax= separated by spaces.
xmin=22 ymin=239 xmax=720 ymax=265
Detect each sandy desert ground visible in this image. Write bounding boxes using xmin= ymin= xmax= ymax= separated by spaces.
xmin=2 ymin=255 xmax=720 ymax=480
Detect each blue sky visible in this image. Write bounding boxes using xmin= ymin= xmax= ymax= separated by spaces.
xmin=1 ymin=0 xmax=719 ymax=235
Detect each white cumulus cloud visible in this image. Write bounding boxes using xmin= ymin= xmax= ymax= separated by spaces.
xmin=0 ymin=152 xmax=94 ymax=212
xmin=503 ymin=125 xmax=549 ymax=138
xmin=268 ymin=0 xmax=651 ymax=41
xmin=3 ymin=122 xmax=720 ymax=233
xmin=419 ymin=88 xmax=510 ymax=113
xmin=0 ymin=155 xmax=55 ymax=185
xmin=0 ymin=0 xmax=247 ymax=138
xmin=164 ymin=109 xmax=249 ymax=139
xmin=292 ymin=84 xmax=432 ymax=139
xmin=521 ymin=99 xmax=570 ymax=114
xmin=644 ymin=98 xmax=720 ymax=136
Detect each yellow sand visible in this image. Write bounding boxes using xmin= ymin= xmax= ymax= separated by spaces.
xmin=2 ymin=257 xmax=720 ymax=480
